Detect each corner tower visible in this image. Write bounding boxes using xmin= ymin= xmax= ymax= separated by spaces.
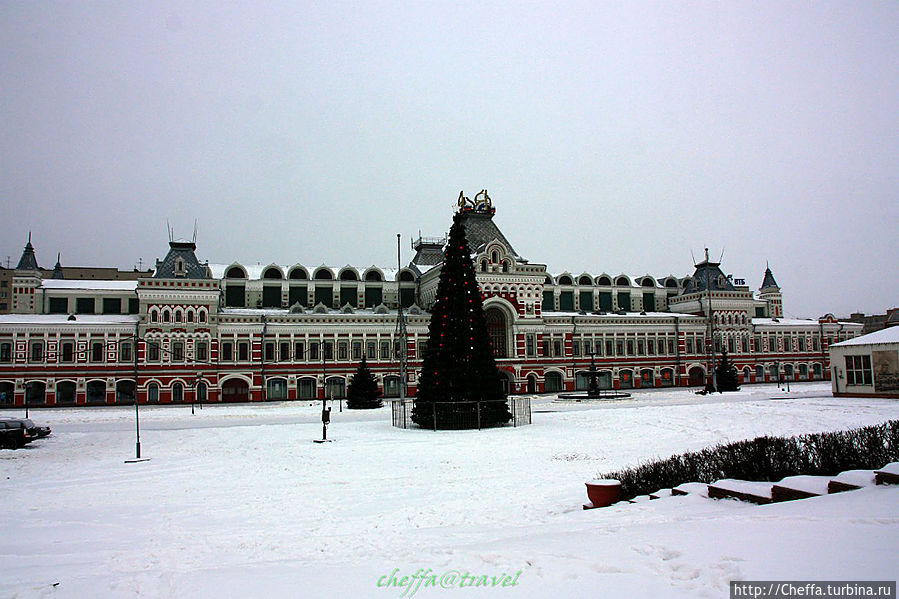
xmin=758 ymin=264 xmax=782 ymax=318
xmin=12 ymin=234 xmax=42 ymax=313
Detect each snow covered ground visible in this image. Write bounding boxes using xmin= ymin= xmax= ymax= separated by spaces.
xmin=1 ymin=382 xmax=897 ymax=598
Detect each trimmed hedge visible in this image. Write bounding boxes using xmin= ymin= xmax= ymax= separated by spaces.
xmin=598 ymin=420 xmax=899 ymax=501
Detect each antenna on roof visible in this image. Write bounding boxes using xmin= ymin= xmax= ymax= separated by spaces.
xmin=193 ymin=220 xmax=198 ymax=244
xmin=167 ymin=220 xmax=173 ymax=242
xmin=719 ymin=248 xmax=725 ymax=263
xmin=690 ymin=248 xmax=696 ymax=266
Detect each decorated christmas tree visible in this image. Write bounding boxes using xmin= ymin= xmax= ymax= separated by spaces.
xmin=412 ymin=210 xmax=511 ymax=429
xmin=346 ymin=357 xmax=382 ymax=409
xmin=714 ymin=350 xmax=740 ymax=392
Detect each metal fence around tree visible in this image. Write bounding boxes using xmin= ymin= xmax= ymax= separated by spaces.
xmin=391 ymin=397 xmax=531 ymax=430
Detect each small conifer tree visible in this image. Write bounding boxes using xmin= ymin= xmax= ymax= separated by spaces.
xmin=346 ymin=357 xmax=382 ymax=409
xmin=715 ymin=350 xmax=740 ymax=392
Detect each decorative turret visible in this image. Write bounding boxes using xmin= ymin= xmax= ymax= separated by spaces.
xmin=15 ymin=233 xmax=40 ymax=273
xmin=758 ymin=263 xmax=783 ymax=318
xmin=51 ymin=253 xmax=65 ymax=279
xmin=12 ymin=234 xmax=42 ymax=313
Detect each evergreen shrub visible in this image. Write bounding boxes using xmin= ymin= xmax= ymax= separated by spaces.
xmin=598 ymin=420 xmax=899 ymax=501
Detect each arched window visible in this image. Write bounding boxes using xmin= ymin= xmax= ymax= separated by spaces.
xmin=502 ymin=261 xmax=509 ymax=273
xmin=339 ymin=269 xmax=358 ymax=281
xmin=288 ymin=267 xmax=308 ymax=280
xmin=399 ymin=271 xmax=414 ymax=282
xmin=150 ymin=309 xmax=159 ymax=323
xmin=642 ymin=277 xmax=655 ymax=287
xmin=314 ymin=268 xmax=333 ymax=280
xmin=172 ymin=382 xmax=184 ymax=402
xmin=263 ymin=267 xmax=283 ymax=280
xmin=616 ymin=276 xmax=630 ymax=287
xmin=544 ymin=276 xmax=554 ymax=285
xmin=491 ymin=251 xmax=499 ymax=264
xmin=174 ymin=309 xmax=183 ymax=323
xmin=364 ymin=270 xmax=383 ymax=282
xmin=226 ymin=266 xmax=246 ymax=278
xmin=485 ymin=307 xmax=508 ymax=358
xmin=186 ymin=309 xmax=194 ymax=323
xmin=558 ymin=275 xmax=572 ymax=285
xmin=163 ymin=309 xmax=171 ymax=323
xmin=198 ymin=309 xmax=207 ymax=323
xmin=481 ymin=260 xmax=488 ymax=272
xmin=665 ymin=278 xmax=679 ymax=289
xmin=597 ymin=276 xmax=612 ymax=286
xmin=578 ymin=275 xmax=592 ymax=285
xmin=148 ymin=382 xmax=159 ymax=403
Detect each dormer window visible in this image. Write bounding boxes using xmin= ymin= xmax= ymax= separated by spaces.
xmin=174 ymin=257 xmax=186 ymax=277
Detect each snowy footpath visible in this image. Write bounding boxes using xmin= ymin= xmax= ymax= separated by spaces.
xmin=1 ymin=382 xmax=897 ymax=598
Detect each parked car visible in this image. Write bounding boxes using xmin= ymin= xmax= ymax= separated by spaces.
xmin=0 ymin=418 xmax=50 ymax=449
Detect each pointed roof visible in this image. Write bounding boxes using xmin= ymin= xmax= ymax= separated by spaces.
xmin=760 ymin=265 xmax=779 ymax=290
xmin=153 ymin=240 xmax=210 ymax=279
xmin=15 ymin=234 xmax=40 ymax=271
xmin=682 ymin=253 xmax=735 ymax=294
xmin=51 ymin=253 xmax=65 ymax=279
xmin=456 ymin=197 xmax=524 ymax=261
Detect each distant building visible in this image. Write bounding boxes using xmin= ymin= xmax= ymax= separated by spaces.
xmin=830 ymin=327 xmax=899 ymax=399
xmin=0 ymin=242 xmax=151 ymax=315
xmin=0 ymin=192 xmax=862 ymax=407
xmin=841 ymin=309 xmax=899 ymax=335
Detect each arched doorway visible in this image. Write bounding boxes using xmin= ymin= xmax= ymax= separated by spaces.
xmin=485 ymin=307 xmax=508 ymax=358
xmin=222 ymin=378 xmax=250 ymax=402
xmin=116 ymin=380 xmax=135 ymax=404
xmin=526 ymin=374 xmax=537 ymax=394
xmin=383 ymin=375 xmax=401 ymax=398
xmin=544 ymin=371 xmax=563 ymax=393
xmin=659 ymin=368 xmax=675 ymax=387
xmin=266 ymin=378 xmax=288 ymax=400
xmin=86 ymin=380 xmax=106 ymax=404
xmin=326 ymin=377 xmax=346 ymax=399
xmin=619 ymin=369 xmax=634 ymax=389
xmin=25 ymin=381 xmax=46 ymax=405
xmin=0 ymin=382 xmax=14 ymax=405
xmin=57 ymin=381 xmax=76 ymax=404
xmin=498 ymin=370 xmax=513 ymax=395
xmin=688 ymin=366 xmax=705 ymax=386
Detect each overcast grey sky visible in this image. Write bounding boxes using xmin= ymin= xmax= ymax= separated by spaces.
xmin=1 ymin=1 xmax=896 ymax=318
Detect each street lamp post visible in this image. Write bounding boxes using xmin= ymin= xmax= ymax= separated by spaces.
xmin=192 ymin=372 xmax=204 ymax=415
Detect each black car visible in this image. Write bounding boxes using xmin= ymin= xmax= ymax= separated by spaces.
xmin=0 ymin=418 xmax=51 ymax=449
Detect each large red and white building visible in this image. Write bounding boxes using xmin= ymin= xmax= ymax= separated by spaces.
xmin=0 ymin=192 xmax=861 ymax=407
